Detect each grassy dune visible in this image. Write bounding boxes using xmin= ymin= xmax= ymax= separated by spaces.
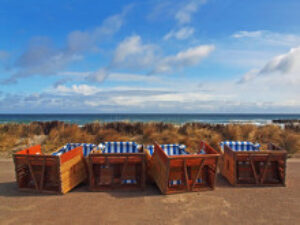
xmin=0 ymin=121 xmax=299 ymax=157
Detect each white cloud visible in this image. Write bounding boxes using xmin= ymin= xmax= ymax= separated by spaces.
xmin=232 ymin=30 xmax=300 ymax=47
xmin=175 ymin=0 xmax=207 ymax=25
xmin=163 ymin=27 xmax=195 ymax=40
xmin=240 ymin=46 xmax=300 ymax=83
xmin=108 ymin=73 xmax=161 ymax=82
xmin=239 ymin=69 xmax=259 ymax=83
xmin=212 ymin=49 xmax=276 ymax=68
xmin=102 ymin=36 xmax=215 ymax=76
xmin=232 ymin=31 xmax=264 ymax=39
xmin=112 ymin=35 xmax=157 ymax=69
xmin=3 ymin=36 xmax=83 ymax=84
xmin=108 ymin=91 xmax=213 ymax=107
xmin=58 ymin=70 xmax=161 ymax=83
xmin=86 ymin=68 xmax=109 ymax=83
xmin=153 ymin=44 xmax=215 ymax=73
xmin=65 ymin=34 xmax=159 ymax=83
xmin=67 ymin=6 xmax=131 ymax=53
xmin=2 ymin=76 xmax=300 ymax=113
xmin=259 ymin=47 xmax=300 ymax=74
xmin=67 ymin=36 xmax=215 ymax=82
xmin=84 ymin=100 xmax=101 ymax=107
xmin=54 ymin=84 xmax=101 ymax=96
xmin=148 ymin=0 xmax=207 ymax=25
xmin=58 ymin=71 xmax=91 ymax=77
xmin=211 ymin=30 xmax=300 ymax=71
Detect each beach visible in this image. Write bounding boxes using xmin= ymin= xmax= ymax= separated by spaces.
xmin=1 ymin=158 xmax=299 ymax=225
xmin=1 ymin=120 xmax=299 ymax=224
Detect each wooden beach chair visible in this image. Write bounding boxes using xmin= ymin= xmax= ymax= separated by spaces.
xmin=220 ymin=141 xmax=287 ymax=186
xmin=87 ymin=142 xmax=146 ymax=191
xmin=146 ymin=142 xmax=220 ymax=194
xmin=13 ymin=143 xmax=96 ymax=194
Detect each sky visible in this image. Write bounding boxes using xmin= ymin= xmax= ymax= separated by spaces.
xmin=1 ymin=0 xmax=300 ymax=113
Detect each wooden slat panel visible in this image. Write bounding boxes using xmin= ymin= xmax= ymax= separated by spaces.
xmin=221 ymin=143 xmax=287 ymax=186
xmin=169 ymin=157 xmax=216 ymax=167
xmin=149 ymin=147 xmax=169 ymax=194
xmin=90 ymin=156 xmax=142 ymax=164
xmin=60 ymin=146 xmax=83 ymax=164
xmin=13 ymin=145 xmax=86 ymax=194
xmin=87 ymin=152 xmax=146 ymax=191
xmin=149 ymin=141 xmax=220 ymax=194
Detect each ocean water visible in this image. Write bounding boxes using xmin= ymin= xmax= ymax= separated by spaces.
xmin=0 ymin=113 xmax=299 ymax=125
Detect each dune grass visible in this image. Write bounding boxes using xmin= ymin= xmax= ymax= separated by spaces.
xmin=0 ymin=121 xmax=299 ymax=156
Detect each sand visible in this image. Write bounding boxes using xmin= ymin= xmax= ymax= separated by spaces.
xmin=0 ymin=159 xmax=299 ymax=225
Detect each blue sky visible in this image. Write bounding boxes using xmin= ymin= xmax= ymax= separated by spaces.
xmin=1 ymin=0 xmax=300 ymax=113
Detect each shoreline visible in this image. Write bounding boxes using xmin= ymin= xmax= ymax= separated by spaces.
xmin=0 ymin=118 xmax=299 ymax=125
xmin=0 ymin=113 xmax=300 ymax=126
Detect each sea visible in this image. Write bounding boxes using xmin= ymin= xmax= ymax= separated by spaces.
xmin=0 ymin=113 xmax=299 ymax=125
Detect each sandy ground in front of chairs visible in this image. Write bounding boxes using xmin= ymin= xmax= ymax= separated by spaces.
xmin=0 ymin=159 xmax=299 ymax=225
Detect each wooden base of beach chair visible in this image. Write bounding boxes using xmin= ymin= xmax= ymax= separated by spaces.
xmin=13 ymin=145 xmax=87 ymax=194
xmin=87 ymin=153 xmax=146 ymax=191
xmin=148 ymin=142 xmax=220 ymax=194
xmin=221 ymin=143 xmax=287 ymax=186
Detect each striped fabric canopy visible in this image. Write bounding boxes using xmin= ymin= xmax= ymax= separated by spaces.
xmin=52 ymin=143 xmax=97 ymax=157
xmin=220 ymin=141 xmax=260 ymax=152
xmin=101 ymin=142 xmax=141 ymax=153
xmin=146 ymin=144 xmax=188 ymax=156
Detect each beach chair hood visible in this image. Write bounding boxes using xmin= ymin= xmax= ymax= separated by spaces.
xmin=220 ymin=141 xmax=260 ymax=152
xmin=101 ymin=141 xmax=141 ymax=153
xmin=52 ymin=143 xmax=97 ymax=156
xmin=146 ymin=144 xmax=188 ymax=155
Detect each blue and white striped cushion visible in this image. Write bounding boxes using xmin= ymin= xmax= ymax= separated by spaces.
xmin=146 ymin=144 xmax=188 ymax=155
xmin=102 ymin=142 xmax=139 ymax=153
xmin=146 ymin=145 xmax=155 ymax=155
xmin=220 ymin=141 xmax=260 ymax=152
xmin=52 ymin=143 xmax=97 ymax=156
xmin=122 ymin=180 xmax=137 ymax=184
xmin=199 ymin=149 xmax=206 ymax=154
xmin=169 ymin=178 xmax=202 ymax=186
xmin=97 ymin=143 xmax=104 ymax=151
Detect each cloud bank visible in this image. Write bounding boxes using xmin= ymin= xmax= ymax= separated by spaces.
xmin=2 ymin=6 xmax=131 ymax=84
xmin=86 ymin=35 xmax=215 ymax=81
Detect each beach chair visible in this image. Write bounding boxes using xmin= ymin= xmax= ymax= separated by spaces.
xmin=13 ymin=143 xmax=96 ymax=194
xmin=220 ymin=141 xmax=287 ymax=186
xmin=87 ymin=142 xmax=146 ymax=191
xmin=146 ymin=142 xmax=220 ymax=194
